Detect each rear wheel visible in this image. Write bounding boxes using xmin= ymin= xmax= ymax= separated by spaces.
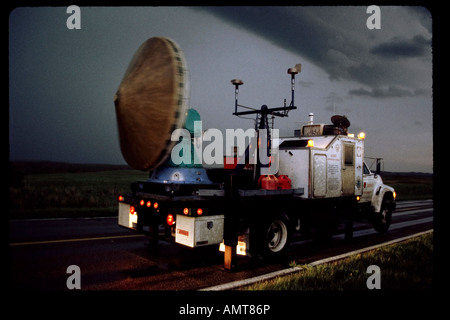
xmin=250 ymin=213 xmax=291 ymax=258
xmin=267 ymin=219 xmax=289 ymax=253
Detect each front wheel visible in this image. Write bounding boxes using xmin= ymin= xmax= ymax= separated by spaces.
xmin=373 ymin=199 xmax=393 ymax=233
xmin=250 ymin=214 xmax=291 ymax=258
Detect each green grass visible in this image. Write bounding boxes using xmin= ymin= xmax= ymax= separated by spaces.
xmin=382 ymin=173 xmax=433 ymax=201
xmin=242 ymin=232 xmax=433 ymax=290
xmin=9 ymin=169 xmax=148 ymax=219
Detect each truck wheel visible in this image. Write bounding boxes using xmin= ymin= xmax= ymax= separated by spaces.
xmin=373 ymin=199 xmax=393 ymax=233
xmin=250 ymin=214 xmax=291 ymax=258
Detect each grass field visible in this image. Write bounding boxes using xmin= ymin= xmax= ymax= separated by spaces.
xmin=382 ymin=172 xmax=433 ymax=201
xmin=9 ymin=163 xmax=148 ymax=219
xmin=9 ymin=162 xmax=433 ymax=219
xmin=241 ymin=232 xmax=433 ymax=290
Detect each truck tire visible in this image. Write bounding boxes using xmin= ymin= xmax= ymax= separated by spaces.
xmin=373 ymin=198 xmax=393 ymax=233
xmin=250 ymin=213 xmax=291 ymax=258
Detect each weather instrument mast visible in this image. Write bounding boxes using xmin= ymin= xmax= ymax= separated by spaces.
xmin=230 ymin=64 xmax=301 ymax=182
xmin=231 ymin=64 xmax=300 ymax=117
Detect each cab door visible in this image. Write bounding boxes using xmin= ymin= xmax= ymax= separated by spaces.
xmin=361 ymin=162 xmax=376 ymax=203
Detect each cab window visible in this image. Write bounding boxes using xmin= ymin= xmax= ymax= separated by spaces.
xmin=363 ymin=162 xmax=371 ymax=175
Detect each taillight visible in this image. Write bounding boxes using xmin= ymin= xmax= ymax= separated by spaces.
xmin=166 ymin=214 xmax=175 ymax=226
xmin=130 ymin=206 xmax=136 ymax=214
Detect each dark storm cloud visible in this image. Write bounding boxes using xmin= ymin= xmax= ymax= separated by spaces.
xmin=202 ymin=6 xmax=353 ymax=81
xmin=406 ymin=6 xmax=432 ymax=33
xmin=349 ymin=86 xmax=420 ymax=98
xmin=203 ymin=6 xmax=432 ymax=95
xmin=370 ymin=35 xmax=431 ymax=59
xmin=8 ymin=7 xmax=433 ymax=172
xmin=349 ymin=83 xmax=431 ymax=98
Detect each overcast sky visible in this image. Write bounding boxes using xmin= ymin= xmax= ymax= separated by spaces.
xmin=9 ymin=6 xmax=433 ymax=172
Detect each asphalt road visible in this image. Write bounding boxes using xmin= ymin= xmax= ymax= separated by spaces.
xmin=8 ymin=200 xmax=433 ymax=291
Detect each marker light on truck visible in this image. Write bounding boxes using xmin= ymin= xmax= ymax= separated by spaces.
xmin=197 ymin=208 xmax=203 ymax=216
xmin=118 ymin=195 xmax=124 ymax=202
xmin=358 ymin=132 xmax=366 ymax=140
xmin=140 ymin=199 xmax=145 ymax=206
xmin=183 ymin=207 xmax=189 ymax=215
xmin=146 ymin=201 xmax=151 ymax=207
xmin=153 ymin=202 xmax=159 ymax=209
xmin=307 ymin=139 xmax=314 ymax=147
xmin=130 ymin=206 xmax=136 ymax=214
xmin=166 ymin=214 xmax=175 ymax=226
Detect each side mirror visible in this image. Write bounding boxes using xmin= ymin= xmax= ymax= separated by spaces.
xmin=376 ymin=158 xmax=382 ymax=175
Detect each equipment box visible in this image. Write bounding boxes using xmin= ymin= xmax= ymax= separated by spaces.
xmin=175 ymin=214 xmax=224 ymax=247
xmin=118 ymin=202 xmax=137 ymax=230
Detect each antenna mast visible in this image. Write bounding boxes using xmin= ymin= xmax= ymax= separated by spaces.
xmin=231 ymin=64 xmax=300 ymax=117
xmin=230 ymin=64 xmax=302 ymax=183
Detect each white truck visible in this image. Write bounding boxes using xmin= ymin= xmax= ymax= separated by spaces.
xmin=117 ymin=79 xmax=396 ymax=261
xmin=114 ymin=39 xmax=396 ymax=266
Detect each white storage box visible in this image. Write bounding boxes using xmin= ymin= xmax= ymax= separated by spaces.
xmin=118 ymin=202 xmax=137 ymax=230
xmin=175 ymin=214 xmax=224 ymax=247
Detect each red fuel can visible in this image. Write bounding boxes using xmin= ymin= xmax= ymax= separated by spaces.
xmin=258 ymin=175 xmax=279 ymax=190
xmin=277 ymin=175 xmax=292 ymax=189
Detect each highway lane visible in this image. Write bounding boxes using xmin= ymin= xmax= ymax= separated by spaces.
xmin=8 ymin=200 xmax=433 ymax=290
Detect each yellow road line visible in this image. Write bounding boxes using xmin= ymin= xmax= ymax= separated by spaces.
xmin=9 ymin=234 xmax=144 ymax=247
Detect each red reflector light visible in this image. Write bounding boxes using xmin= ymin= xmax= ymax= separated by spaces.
xmin=140 ymin=199 xmax=145 ymax=206
xmin=146 ymin=201 xmax=151 ymax=208
xmin=197 ymin=208 xmax=203 ymax=216
xmin=166 ymin=214 xmax=175 ymax=226
xmin=130 ymin=206 xmax=136 ymax=214
xmin=183 ymin=208 xmax=189 ymax=215
xmin=153 ymin=202 xmax=159 ymax=209
xmin=118 ymin=195 xmax=124 ymax=202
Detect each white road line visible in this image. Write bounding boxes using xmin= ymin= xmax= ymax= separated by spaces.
xmin=9 ymin=216 xmax=119 ymax=222
xmin=395 ymin=200 xmax=433 ymax=208
xmin=200 ymin=229 xmax=433 ymax=291
xmin=209 ymin=211 xmax=433 ymax=291
xmin=331 ymin=216 xmax=433 ymax=240
xmin=394 ymin=208 xmax=433 ymax=217
xmin=9 ymin=234 xmax=144 ymax=247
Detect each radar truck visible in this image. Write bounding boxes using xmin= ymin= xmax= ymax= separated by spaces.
xmin=114 ymin=37 xmax=396 ymax=266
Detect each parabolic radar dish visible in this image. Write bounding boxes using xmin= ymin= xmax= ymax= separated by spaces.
xmin=114 ymin=37 xmax=190 ymax=171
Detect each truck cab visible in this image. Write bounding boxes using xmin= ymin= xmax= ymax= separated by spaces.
xmin=360 ymin=159 xmax=396 ymax=232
